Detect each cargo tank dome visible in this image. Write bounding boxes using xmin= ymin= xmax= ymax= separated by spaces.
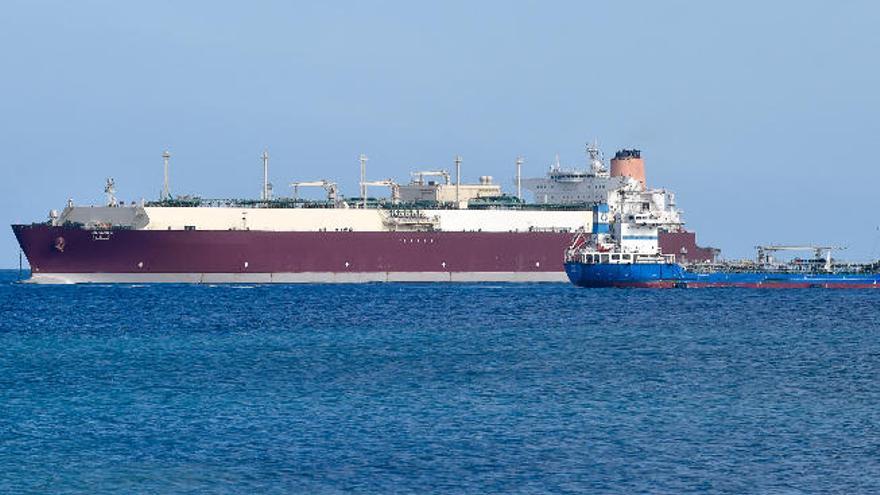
xmin=610 ymin=149 xmax=646 ymax=190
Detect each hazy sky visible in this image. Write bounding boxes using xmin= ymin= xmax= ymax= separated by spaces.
xmin=2 ymin=0 xmax=879 ymax=265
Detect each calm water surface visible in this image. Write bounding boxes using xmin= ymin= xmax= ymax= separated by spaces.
xmin=1 ymin=270 xmax=879 ymax=493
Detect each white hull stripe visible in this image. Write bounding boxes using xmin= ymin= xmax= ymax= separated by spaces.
xmin=24 ymin=271 xmax=569 ymax=284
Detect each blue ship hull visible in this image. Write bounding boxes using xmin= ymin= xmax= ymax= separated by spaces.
xmin=564 ymin=262 xmax=880 ymax=288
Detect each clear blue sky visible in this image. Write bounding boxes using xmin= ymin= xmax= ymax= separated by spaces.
xmin=2 ymin=0 xmax=879 ymax=266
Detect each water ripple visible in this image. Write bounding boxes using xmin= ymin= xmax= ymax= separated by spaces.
xmin=1 ymin=273 xmax=879 ymax=493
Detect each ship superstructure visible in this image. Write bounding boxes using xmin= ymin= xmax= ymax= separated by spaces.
xmin=13 ymin=143 xmax=713 ymax=284
xmin=523 ymin=145 xmax=646 ymax=204
xmin=524 ymin=146 xmax=681 ymax=224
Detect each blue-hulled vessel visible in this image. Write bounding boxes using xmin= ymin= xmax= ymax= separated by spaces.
xmin=564 ymin=205 xmax=880 ymax=289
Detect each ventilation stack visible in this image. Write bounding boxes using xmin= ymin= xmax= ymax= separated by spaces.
xmin=610 ymin=149 xmax=646 ymax=190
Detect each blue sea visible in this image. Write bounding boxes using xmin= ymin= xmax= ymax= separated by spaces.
xmin=1 ymin=270 xmax=879 ymax=494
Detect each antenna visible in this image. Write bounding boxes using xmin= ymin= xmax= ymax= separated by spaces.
xmin=455 ymin=155 xmax=462 ymax=208
xmin=515 ymin=156 xmax=523 ymax=201
xmin=161 ymin=150 xmax=171 ymax=200
xmin=104 ymin=178 xmax=118 ymax=207
xmin=359 ymin=154 xmax=368 ymax=208
xmin=261 ymin=150 xmax=270 ymax=201
xmin=586 ymin=140 xmax=605 ymax=174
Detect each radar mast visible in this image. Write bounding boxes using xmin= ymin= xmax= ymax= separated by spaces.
xmin=586 ymin=140 xmax=606 ymax=175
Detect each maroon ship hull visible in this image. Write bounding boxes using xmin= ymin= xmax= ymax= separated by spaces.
xmin=12 ymin=224 xmax=712 ymax=283
xmin=658 ymin=230 xmax=718 ymax=264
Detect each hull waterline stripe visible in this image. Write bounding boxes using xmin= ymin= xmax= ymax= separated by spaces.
xmin=24 ymin=271 xmax=570 ymax=284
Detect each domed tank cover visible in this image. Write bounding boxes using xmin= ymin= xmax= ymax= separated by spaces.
xmin=53 ymin=237 xmax=66 ymax=252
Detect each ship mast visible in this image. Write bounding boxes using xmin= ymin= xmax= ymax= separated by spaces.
xmin=455 ymin=155 xmax=462 ymax=208
xmin=104 ymin=178 xmax=118 ymax=207
xmin=359 ymin=154 xmax=368 ymax=208
xmin=261 ymin=150 xmax=270 ymax=201
xmin=586 ymin=140 xmax=605 ymax=175
xmin=161 ymin=150 xmax=171 ymax=200
xmin=515 ymin=156 xmax=523 ymax=201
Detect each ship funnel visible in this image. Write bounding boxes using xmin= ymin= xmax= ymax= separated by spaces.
xmin=610 ymin=149 xmax=646 ymax=190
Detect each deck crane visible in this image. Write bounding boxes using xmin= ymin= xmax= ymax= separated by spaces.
xmin=756 ymin=245 xmax=845 ymax=271
xmin=289 ymin=180 xmax=339 ymax=204
xmin=360 ymin=179 xmax=400 ymax=204
xmin=410 ymin=170 xmax=451 ymax=185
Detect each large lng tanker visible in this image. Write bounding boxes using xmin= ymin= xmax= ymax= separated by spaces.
xmin=12 ymin=144 xmax=714 ymax=284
